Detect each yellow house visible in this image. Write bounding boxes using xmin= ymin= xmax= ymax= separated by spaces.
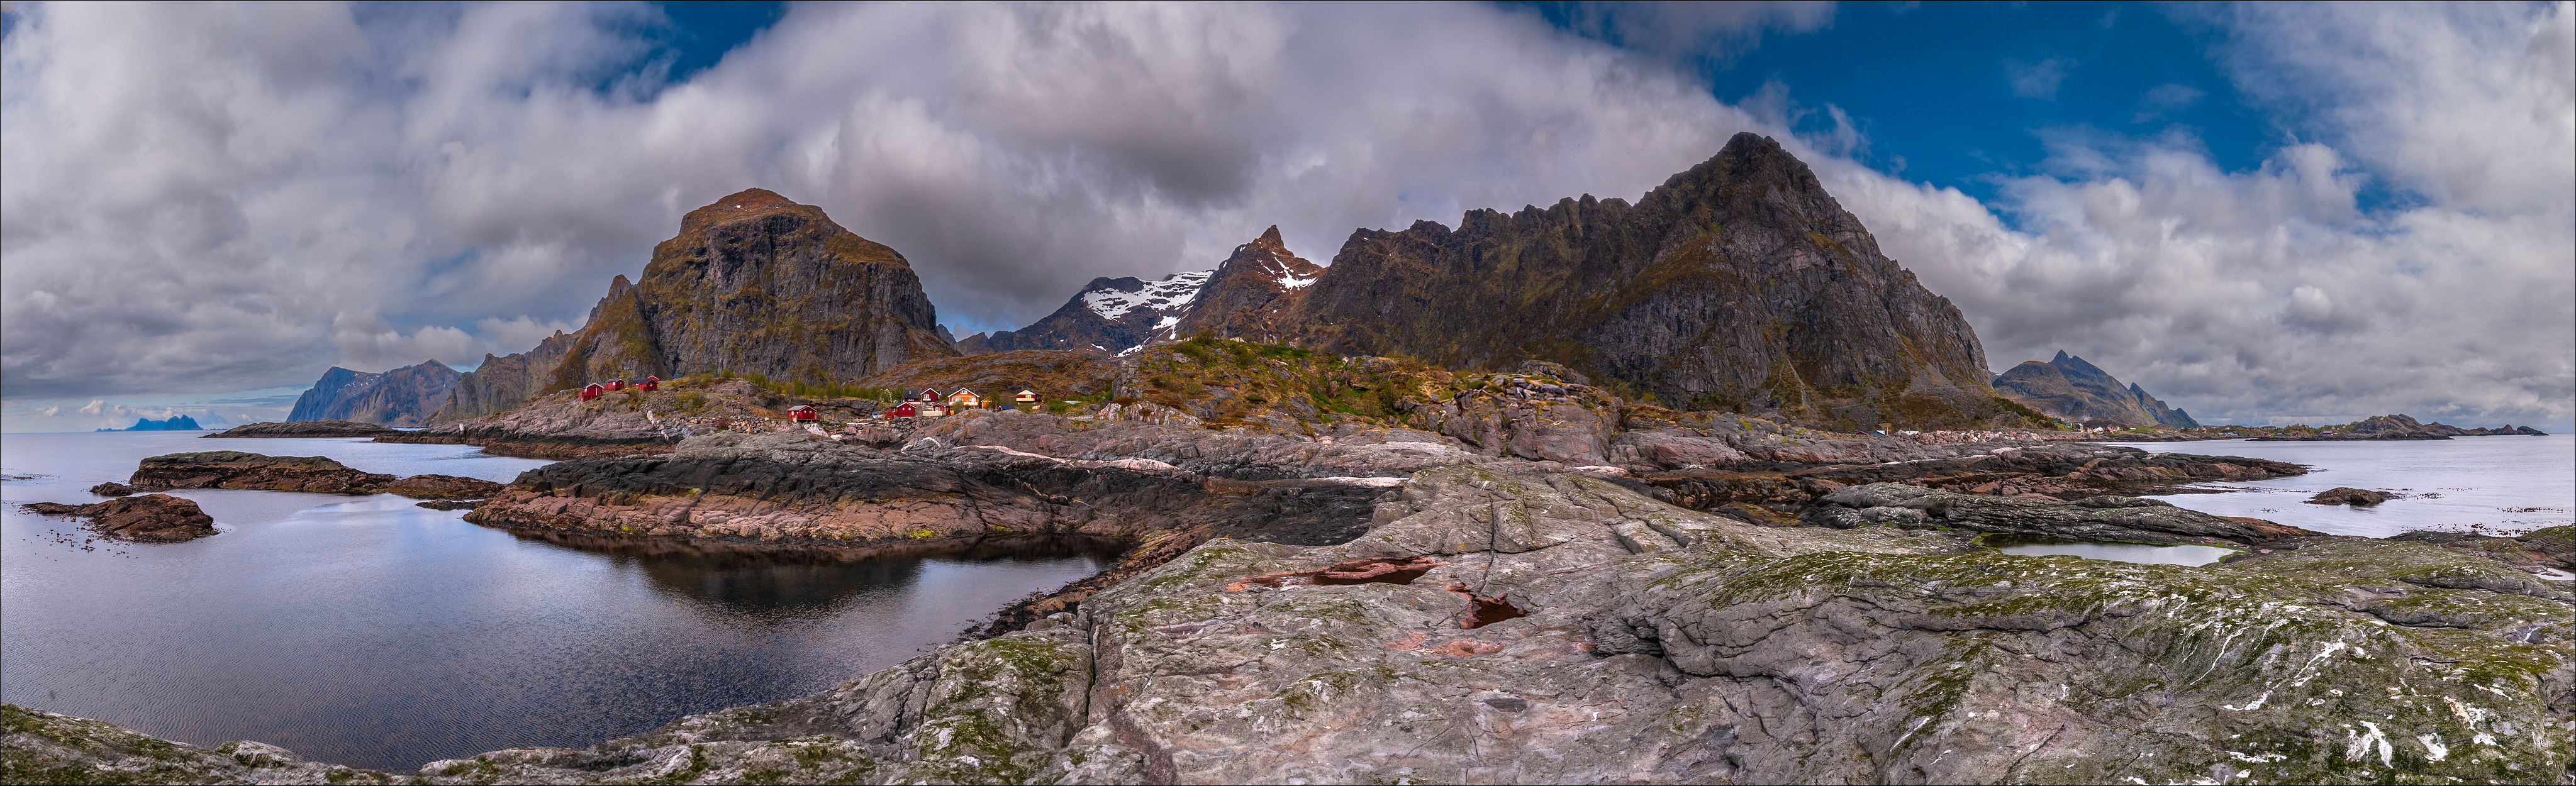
xmin=946 ymin=389 xmax=984 ymax=409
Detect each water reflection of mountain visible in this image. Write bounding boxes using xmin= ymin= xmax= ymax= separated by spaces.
xmin=505 ymin=529 xmax=1129 ymax=612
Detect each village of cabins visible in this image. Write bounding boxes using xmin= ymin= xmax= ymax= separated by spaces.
xmin=574 ymin=376 xmax=1041 ymax=421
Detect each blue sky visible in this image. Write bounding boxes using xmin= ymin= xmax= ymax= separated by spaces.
xmin=2 ymin=1 xmax=2568 ymax=432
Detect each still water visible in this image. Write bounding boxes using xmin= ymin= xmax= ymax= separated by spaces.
xmin=2108 ymin=435 xmax=2575 ymax=539
xmin=0 ymin=431 xmax=1120 ymax=771
xmin=1983 ymin=534 xmax=2236 ymax=566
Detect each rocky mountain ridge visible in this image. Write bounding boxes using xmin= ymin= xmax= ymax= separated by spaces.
xmin=1023 ymin=134 xmax=2013 ymax=431
xmin=1991 ymin=350 xmax=2197 ymax=428
xmin=2246 ymin=412 xmax=2551 ymax=440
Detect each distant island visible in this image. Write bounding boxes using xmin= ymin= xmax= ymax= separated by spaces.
xmin=97 ymin=416 xmax=203 ymax=432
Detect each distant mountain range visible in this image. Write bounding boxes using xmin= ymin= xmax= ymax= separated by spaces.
xmin=1991 ymin=351 xmax=2197 ymax=428
xmin=286 ymin=360 xmax=461 ymax=426
xmin=306 ymin=133 xmax=2063 ymax=431
xmin=98 ymin=416 xmax=203 ymax=431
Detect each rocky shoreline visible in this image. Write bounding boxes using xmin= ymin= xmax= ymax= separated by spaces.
xmin=6 ymin=461 xmax=2567 ymax=783
xmin=7 ymin=398 xmax=2568 ymax=784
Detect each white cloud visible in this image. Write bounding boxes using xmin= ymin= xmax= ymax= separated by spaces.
xmin=1819 ymin=2 xmax=2574 ymax=427
xmin=2005 ymin=57 xmax=2071 ymax=99
xmin=2 ymin=1 xmax=1768 ymax=399
xmin=2133 ymin=82 xmax=2206 ymax=122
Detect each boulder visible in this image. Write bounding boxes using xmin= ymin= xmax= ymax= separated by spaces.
xmin=87 ymin=482 xmax=135 ymax=497
xmin=2305 ymin=487 xmax=2390 ymax=506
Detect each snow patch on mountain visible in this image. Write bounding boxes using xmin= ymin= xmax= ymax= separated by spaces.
xmin=1082 ymin=270 xmax=1211 ymax=320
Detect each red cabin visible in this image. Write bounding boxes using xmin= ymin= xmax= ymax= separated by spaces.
xmin=787 ymin=404 xmax=819 ymax=421
xmin=915 ymin=387 xmax=940 ymax=402
xmin=639 ymin=375 xmax=659 ymax=391
xmin=579 ymin=383 xmax=605 ymax=401
xmin=606 ymin=379 xmax=625 ymax=391
xmin=891 ymin=402 xmax=918 ymax=417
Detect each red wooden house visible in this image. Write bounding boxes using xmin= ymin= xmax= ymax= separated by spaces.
xmin=639 ymin=376 xmax=659 ymax=391
xmin=891 ymin=402 xmax=918 ymax=417
xmin=606 ymin=379 xmax=625 ymax=391
xmin=579 ymin=383 xmax=605 ymax=401
xmin=786 ymin=405 xmax=819 ymax=421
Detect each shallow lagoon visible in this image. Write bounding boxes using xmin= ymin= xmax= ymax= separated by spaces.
xmin=0 ymin=431 xmax=1118 ymax=770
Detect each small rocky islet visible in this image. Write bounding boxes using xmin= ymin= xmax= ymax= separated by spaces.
xmin=14 ymin=451 xmax=506 ymax=542
xmin=7 ymin=135 xmax=2567 ymax=784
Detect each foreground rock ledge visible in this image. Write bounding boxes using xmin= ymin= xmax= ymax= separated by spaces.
xmin=7 ymin=467 xmax=2568 ymax=785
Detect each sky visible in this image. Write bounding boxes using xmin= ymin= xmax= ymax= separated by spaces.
xmin=1 ymin=1 xmax=2569 ymax=432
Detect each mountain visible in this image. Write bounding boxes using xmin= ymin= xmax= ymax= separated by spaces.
xmin=98 ymin=416 xmax=202 ymax=431
xmin=1991 ymin=351 xmax=2198 ymax=428
xmin=956 ymin=270 xmax=1213 ymax=356
xmin=430 ymin=189 xmax=956 ymax=421
xmin=1163 ymin=226 xmax=1324 ymax=343
xmin=540 ymin=189 xmax=956 ymax=389
xmin=1183 ymin=133 xmax=2009 ymax=430
xmin=287 ymin=367 xmax=377 ymax=422
xmin=286 ymin=360 xmax=462 ymax=426
xmin=432 ymin=331 xmax=579 ymax=423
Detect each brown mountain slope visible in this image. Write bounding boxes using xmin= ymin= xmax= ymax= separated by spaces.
xmin=1249 ymin=133 xmax=2010 ymax=430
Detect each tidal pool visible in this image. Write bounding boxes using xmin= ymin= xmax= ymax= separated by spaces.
xmin=1983 ymin=534 xmax=2236 ymax=566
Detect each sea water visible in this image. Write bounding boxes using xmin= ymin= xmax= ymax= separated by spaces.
xmin=0 ymin=431 xmax=1118 ymax=771
xmin=2109 ymin=435 xmax=2575 ymax=539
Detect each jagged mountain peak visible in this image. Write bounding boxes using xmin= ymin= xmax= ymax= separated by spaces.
xmin=1163 ymin=228 xmax=1324 ymax=342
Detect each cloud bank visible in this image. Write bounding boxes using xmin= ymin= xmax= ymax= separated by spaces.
xmin=2 ymin=1 xmax=2567 ymax=429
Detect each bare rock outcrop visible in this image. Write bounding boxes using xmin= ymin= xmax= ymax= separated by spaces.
xmin=2307 ymin=487 xmax=2392 ymax=506
xmin=1805 ymin=482 xmax=2319 ymax=546
xmin=17 ymin=494 xmax=219 ymax=542
xmin=381 ymin=474 xmax=505 ymax=500
xmin=127 ymin=451 xmax=395 ymax=494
